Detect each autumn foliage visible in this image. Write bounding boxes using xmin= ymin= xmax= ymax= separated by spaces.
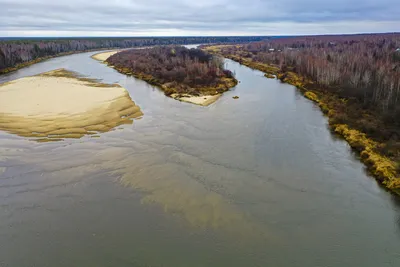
xmin=0 ymin=36 xmax=266 ymax=73
xmin=205 ymin=33 xmax=400 ymax=192
xmin=107 ymin=46 xmax=236 ymax=96
xmin=215 ymin=34 xmax=400 ymax=114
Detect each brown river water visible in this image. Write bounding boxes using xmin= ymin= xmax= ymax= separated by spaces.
xmin=0 ymin=48 xmax=400 ymax=267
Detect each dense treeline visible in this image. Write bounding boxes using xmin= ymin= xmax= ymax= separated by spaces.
xmin=107 ymin=46 xmax=236 ymax=95
xmin=0 ymin=36 xmax=266 ymax=73
xmin=216 ymin=33 xmax=400 ymax=117
xmin=205 ymin=33 xmax=400 ymax=192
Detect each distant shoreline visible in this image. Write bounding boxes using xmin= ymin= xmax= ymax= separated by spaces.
xmin=0 ymin=36 xmax=268 ymax=75
xmin=0 ymin=47 xmax=119 ymax=75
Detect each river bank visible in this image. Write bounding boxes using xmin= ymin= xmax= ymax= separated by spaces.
xmin=0 ymin=68 xmax=142 ymax=142
xmin=203 ymin=45 xmax=400 ymax=195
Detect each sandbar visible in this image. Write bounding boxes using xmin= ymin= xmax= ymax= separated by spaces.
xmin=171 ymin=94 xmax=221 ymax=106
xmin=91 ymin=50 xmax=120 ymax=62
xmin=0 ymin=69 xmax=142 ymax=141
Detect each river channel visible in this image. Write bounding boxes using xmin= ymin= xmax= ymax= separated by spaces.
xmin=0 ymin=48 xmax=399 ymax=267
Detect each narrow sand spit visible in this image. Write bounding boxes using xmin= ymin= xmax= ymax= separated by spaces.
xmin=171 ymin=94 xmax=221 ymax=106
xmin=0 ymin=69 xmax=142 ymax=141
xmin=91 ymin=50 xmax=120 ymax=62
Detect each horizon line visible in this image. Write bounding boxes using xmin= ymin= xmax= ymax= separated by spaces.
xmin=1 ymin=32 xmax=400 ymax=39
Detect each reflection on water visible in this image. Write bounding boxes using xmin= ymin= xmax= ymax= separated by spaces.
xmin=391 ymin=195 xmax=400 ymax=237
xmin=0 ymin=51 xmax=400 ymax=267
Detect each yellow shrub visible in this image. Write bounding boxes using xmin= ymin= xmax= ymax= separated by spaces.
xmin=334 ymin=124 xmax=399 ymax=189
xmin=304 ymin=91 xmax=319 ymax=102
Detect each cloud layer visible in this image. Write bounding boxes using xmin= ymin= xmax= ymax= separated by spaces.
xmin=1 ymin=0 xmax=399 ymax=36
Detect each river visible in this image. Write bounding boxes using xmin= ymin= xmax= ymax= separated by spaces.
xmin=0 ymin=49 xmax=400 ymax=267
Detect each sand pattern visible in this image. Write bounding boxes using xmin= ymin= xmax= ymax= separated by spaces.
xmin=0 ymin=69 xmax=142 ymax=141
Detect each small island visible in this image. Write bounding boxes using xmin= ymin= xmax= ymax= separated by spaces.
xmin=106 ymin=46 xmax=238 ymax=106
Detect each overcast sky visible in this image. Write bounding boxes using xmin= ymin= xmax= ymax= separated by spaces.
xmin=0 ymin=0 xmax=399 ymax=37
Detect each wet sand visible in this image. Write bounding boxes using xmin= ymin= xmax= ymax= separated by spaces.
xmin=0 ymin=69 xmax=142 ymax=141
xmin=171 ymin=93 xmax=221 ymax=106
xmin=91 ymin=50 xmax=120 ymax=62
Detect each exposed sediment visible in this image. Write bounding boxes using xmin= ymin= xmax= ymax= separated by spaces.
xmin=91 ymin=50 xmax=120 ymax=62
xmin=0 ymin=69 xmax=142 ymax=141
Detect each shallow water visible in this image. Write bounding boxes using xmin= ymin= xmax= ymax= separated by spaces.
xmin=1 ymin=50 xmax=400 ymax=267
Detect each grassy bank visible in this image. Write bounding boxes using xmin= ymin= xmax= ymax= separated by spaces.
xmin=203 ymin=45 xmax=400 ymax=195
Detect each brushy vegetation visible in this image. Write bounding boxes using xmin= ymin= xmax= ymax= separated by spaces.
xmin=203 ymin=33 xmax=400 ymax=194
xmin=204 ymin=33 xmax=400 ymax=114
xmin=106 ymin=46 xmax=237 ymax=96
xmin=0 ymin=36 xmax=267 ymax=74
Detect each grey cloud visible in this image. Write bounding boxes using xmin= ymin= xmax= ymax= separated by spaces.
xmin=0 ymin=0 xmax=399 ymax=36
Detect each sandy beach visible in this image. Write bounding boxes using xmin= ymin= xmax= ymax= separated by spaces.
xmin=171 ymin=94 xmax=221 ymax=106
xmin=0 ymin=69 xmax=142 ymax=141
xmin=91 ymin=50 xmax=120 ymax=61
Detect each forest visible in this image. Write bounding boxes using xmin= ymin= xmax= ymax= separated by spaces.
xmin=0 ymin=36 xmax=266 ymax=73
xmin=209 ymin=34 xmax=400 ymax=125
xmin=216 ymin=34 xmax=400 ymax=114
xmin=204 ymin=33 xmax=400 ymax=191
xmin=107 ymin=46 xmax=236 ymax=96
